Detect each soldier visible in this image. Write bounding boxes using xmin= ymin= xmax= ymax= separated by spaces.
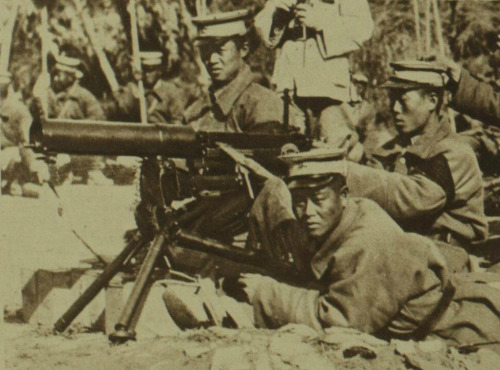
xmin=109 ymin=51 xmax=196 ymax=123
xmin=48 ymin=55 xmax=105 ymax=121
xmin=164 ymin=149 xmax=500 ymax=349
xmin=346 ymin=61 xmax=487 ymax=272
xmin=184 ymin=9 xmax=304 ymax=132
xmin=47 ymin=55 xmax=110 ymax=185
xmin=254 ymin=0 xmax=373 ymax=148
xmin=135 ymin=10 xmax=306 ymax=283
xmin=1 ymin=72 xmax=49 ymax=197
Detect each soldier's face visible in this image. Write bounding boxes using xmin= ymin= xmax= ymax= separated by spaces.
xmin=143 ymin=67 xmax=161 ymax=89
xmin=52 ymin=70 xmax=75 ymax=93
xmin=389 ymin=89 xmax=435 ymax=136
xmin=292 ymin=183 xmax=346 ymax=242
xmin=199 ymin=39 xmax=248 ymax=86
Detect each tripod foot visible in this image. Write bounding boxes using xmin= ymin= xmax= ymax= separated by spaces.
xmin=109 ymin=326 xmax=136 ymax=344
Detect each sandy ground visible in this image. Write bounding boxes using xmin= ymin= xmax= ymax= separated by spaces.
xmin=2 ymin=183 xmax=500 ymax=370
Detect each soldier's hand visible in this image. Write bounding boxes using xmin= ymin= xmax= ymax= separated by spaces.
xmin=238 ymin=273 xmax=270 ymax=303
xmin=271 ymin=0 xmax=296 ymax=11
xmin=426 ymin=54 xmax=462 ymax=85
xmin=295 ymin=2 xmax=325 ymax=30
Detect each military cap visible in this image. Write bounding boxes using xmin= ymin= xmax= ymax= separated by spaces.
xmin=279 ymin=148 xmax=347 ymax=189
xmin=140 ymin=51 xmax=163 ymax=67
xmin=192 ymin=9 xmax=251 ymax=43
xmin=382 ymin=60 xmax=447 ymax=89
xmin=54 ymin=55 xmax=83 ymax=78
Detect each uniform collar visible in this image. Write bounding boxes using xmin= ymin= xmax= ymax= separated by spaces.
xmin=209 ymin=64 xmax=254 ymax=117
xmin=406 ymin=114 xmax=452 ymax=158
xmin=57 ymin=82 xmax=81 ymax=101
xmin=310 ymin=199 xmax=358 ymax=279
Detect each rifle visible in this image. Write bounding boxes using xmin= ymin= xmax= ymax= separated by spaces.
xmin=32 ymin=116 xmax=310 ymax=342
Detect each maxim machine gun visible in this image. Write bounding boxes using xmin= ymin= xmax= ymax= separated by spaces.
xmin=30 ymin=116 xmax=311 ymax=343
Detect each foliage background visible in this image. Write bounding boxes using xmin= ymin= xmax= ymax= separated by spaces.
xmin=1 ymin=0 xmax=500 ymax=120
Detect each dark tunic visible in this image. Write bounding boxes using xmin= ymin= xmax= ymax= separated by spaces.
xmin=347 ymin=119 xmax=487 ymax=244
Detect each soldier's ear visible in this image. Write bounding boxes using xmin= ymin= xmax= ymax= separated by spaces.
xmin=340 ymin=185 xmax=348 ymax=200
xmin=240 ymin=40 xmax=250 ymax=59
xmin=426 ymin=91 xmax=438 ymax=111
xmin=340 ymin=188 xmax=348 ymax=208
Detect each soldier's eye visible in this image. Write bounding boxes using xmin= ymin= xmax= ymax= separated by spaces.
xmin=293 ymin=195 xmax=306 ymax=206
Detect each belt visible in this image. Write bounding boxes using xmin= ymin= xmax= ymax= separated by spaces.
xmin=285 ymin=26 xmax=317 ymax=41
xmin=411 ymin=280 xmax=456 ymax=341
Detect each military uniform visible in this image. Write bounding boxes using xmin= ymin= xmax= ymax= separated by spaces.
xmin=184 ymin=64 xmax=304 ymax=132
xmin=348 ymin=121 xmax=487 ymax=244
xmin=250 ymin=177 xmax=500 ymax=347
xmin=48 ymin=83 xmax=105 ymax=121
xmin=254 ymin=0 xmax=372 ymax=147
xmin=146 ymin=78 xmax=198 ymax=124
xmin=346 ymin=62 xmax=487 ymax=259
xmin=108 ymin=50 xmax=199 ymax=123
xmin=451 ymin=69 xmax=500 ymax=125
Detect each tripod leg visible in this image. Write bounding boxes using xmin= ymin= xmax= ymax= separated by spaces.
xmin=127 ymin=277 xmax=154 ymax=337
xmin=54 ymin=238 xmax=146 ymax=333
xmin=109 ymin=232 xmax=167 ymax=343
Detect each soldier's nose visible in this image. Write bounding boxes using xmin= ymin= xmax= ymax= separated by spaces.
xmin=209 ymin=52 xmax=221 ymax=64
xmin=304 ymin=198 xmax=316 ymax=216
xmin=392 ymin=100 xmax=402 ymax=114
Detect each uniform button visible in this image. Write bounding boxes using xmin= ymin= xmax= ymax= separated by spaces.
xmin=399 ymin=157 xmax=406 ymax=165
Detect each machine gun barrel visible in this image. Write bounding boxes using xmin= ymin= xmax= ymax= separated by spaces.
xmin=30 ymin=118 xmax=310 ymax=158
xmin=30 ymin=118 xmax=201 ymax=158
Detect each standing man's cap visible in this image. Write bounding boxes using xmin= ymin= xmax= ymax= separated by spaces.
xmin=140 ymin=51 xmax=163 ymax=67
xmin=279 ymin=148 xmax=347 ymax=189
xmin=382 ymin=60 xmax=447 ymax=89
xmin=54 ymin=55 xmax=83 ymax=78
xmin=192 ymin=9 xmax=251 ymax=43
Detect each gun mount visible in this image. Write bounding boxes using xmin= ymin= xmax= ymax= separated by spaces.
xmin=35 ymin=117 xmax=311 ymax=342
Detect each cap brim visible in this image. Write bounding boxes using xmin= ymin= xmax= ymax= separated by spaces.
xmin=287 ymin=175 xmax=339 ymax=190
xmin=194 ymin=34 xmax=245 ymax=46
xmin=381 ymin=79 xmax=421 ymax=89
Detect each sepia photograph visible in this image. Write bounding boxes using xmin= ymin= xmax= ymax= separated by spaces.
xmin=2 ymin=0 xmax=500 ymax=368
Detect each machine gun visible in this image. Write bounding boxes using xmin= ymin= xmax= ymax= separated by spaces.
xmin=30 ymin=117 xmax=311 ymax=343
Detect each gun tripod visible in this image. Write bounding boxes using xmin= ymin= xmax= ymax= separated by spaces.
xmin=53 ymin=201 xmax=281 ymax=344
